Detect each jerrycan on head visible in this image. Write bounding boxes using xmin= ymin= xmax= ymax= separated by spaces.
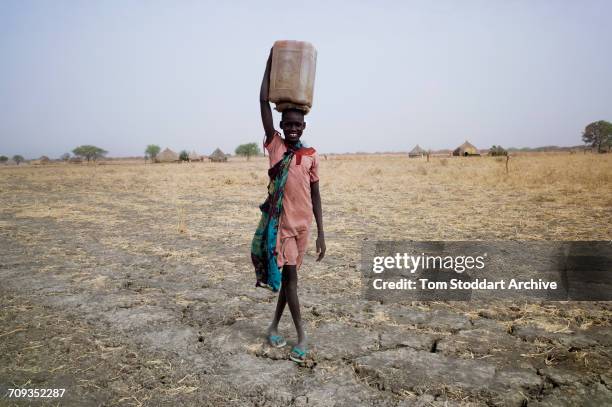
xmin=269 ymin=40 xmax=317 ymax=115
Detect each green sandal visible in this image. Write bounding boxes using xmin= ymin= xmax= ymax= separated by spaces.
xmin=289 ymin=346 xmax=307 ymax=363
xmin=268 ymin=335 xmax=286 ymax=348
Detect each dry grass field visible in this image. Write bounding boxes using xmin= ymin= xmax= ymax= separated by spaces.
xmin=1 ymin=153 xmax=611 ymax=406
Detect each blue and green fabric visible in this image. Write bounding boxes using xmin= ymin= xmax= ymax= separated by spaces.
xmin=251 ymin=142 xmax=302 ymax=292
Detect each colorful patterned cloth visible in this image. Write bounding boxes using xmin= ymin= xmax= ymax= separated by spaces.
xmin=251 ymin=141 xmax=303 ymax=291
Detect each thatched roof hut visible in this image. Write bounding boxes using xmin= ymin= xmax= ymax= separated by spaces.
xmin=408 ymin=145 xmax=427 ymax=158
xmin=209 ymin=148 xmax=227 ymax=162
xmin=31 ymin=156 xmax=51 ymax=165
xmin=453 ymin=141 xmax=480 ymax=156
xmin=188 ymin=150 xmax=201 ymax=162
xmin=155 ymin=148 xmax=179 ymax=163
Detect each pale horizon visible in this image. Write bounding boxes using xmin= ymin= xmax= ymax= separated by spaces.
xmin=1 ymin=0 xmax=611 ymax=159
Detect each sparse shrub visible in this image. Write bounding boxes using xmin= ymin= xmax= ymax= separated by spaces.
xmin=179 ymin=150 xmax=189 ymax=162
xmin=145 ymin=145 xmax=161 ymax=161
xmin=582 ymin=120 xmax=612 ymax=153
xmin=367 ymin=167 xmax=382 ymax=176
xmin=439 ymin=158 xmax=448 ymax=166
xmin=235 ymin=143 xmax=261 ymax=161
xmin=489 ymin=145 xmax=508 ymax=156
xmin=72 ymin=145 xmax=107 ymax=162
xmin=0 ymin=155 xmax=8 ymax=163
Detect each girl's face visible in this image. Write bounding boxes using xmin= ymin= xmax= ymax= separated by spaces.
xmin=280 ymin=110 xmax=306 ymax=145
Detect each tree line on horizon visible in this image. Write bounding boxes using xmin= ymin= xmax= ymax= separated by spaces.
xmin=1 ymin=120 xmax=610 ymax=164
xmin=144 ymin=143 xmax=262 ymax=162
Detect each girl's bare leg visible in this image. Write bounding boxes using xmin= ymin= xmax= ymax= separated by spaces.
xmin=268 ymin=281 xmax=287 ymax=337
xmin=282 ymin=265 xmax=307 ymax=350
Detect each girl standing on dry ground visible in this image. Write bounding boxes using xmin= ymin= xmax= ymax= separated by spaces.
xmin=251 ymin=49 xmax=325 ymax=363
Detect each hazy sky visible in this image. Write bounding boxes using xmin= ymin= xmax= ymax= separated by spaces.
xmin=1 ymin=0 xmax=610 ymax=158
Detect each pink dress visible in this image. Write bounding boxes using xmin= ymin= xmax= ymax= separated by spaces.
xmin=264 ymin=131 xmax=319 ymax=268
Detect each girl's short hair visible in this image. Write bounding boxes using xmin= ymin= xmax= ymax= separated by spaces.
xmin=281 ymin=108 xmax=306 ymax=121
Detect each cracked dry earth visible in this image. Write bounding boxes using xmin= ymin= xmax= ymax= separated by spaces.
xmin=0 ymin=154 xmax=611 ymax=406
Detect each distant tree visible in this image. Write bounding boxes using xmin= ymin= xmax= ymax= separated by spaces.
xmin=72 ymin=145 xmax=108 ymax=162
xmin=60 ymin=153 xmax=71 ymax=162
xmin=0 ymin=155 xmax=8 ymax=163
xmin=12 ymin=155 xmax=24 ymax=165
xmin=489 ymin=145 xmax=508 ymax=156
xmin=582 ymin=120 xmax=612 ymax=153
xmin=235 ymin=143 xmax=261 ymax=161
xmin=145 ymin=144 xmax=161 ymax=161
xmin=179 ymin=150 xmax=189 ymax=162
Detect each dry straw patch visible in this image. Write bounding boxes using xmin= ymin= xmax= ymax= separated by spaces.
xmin=2 ymin=154 xmax=610 ymax=247
xmin=1 ymin=154 xmax=611 ymax=286
xmin=4 ymin=153 xmax=608 ymax=299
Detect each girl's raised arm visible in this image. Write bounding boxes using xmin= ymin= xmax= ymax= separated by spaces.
xmin=260 ymin=48 xmax=275 ymax=143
